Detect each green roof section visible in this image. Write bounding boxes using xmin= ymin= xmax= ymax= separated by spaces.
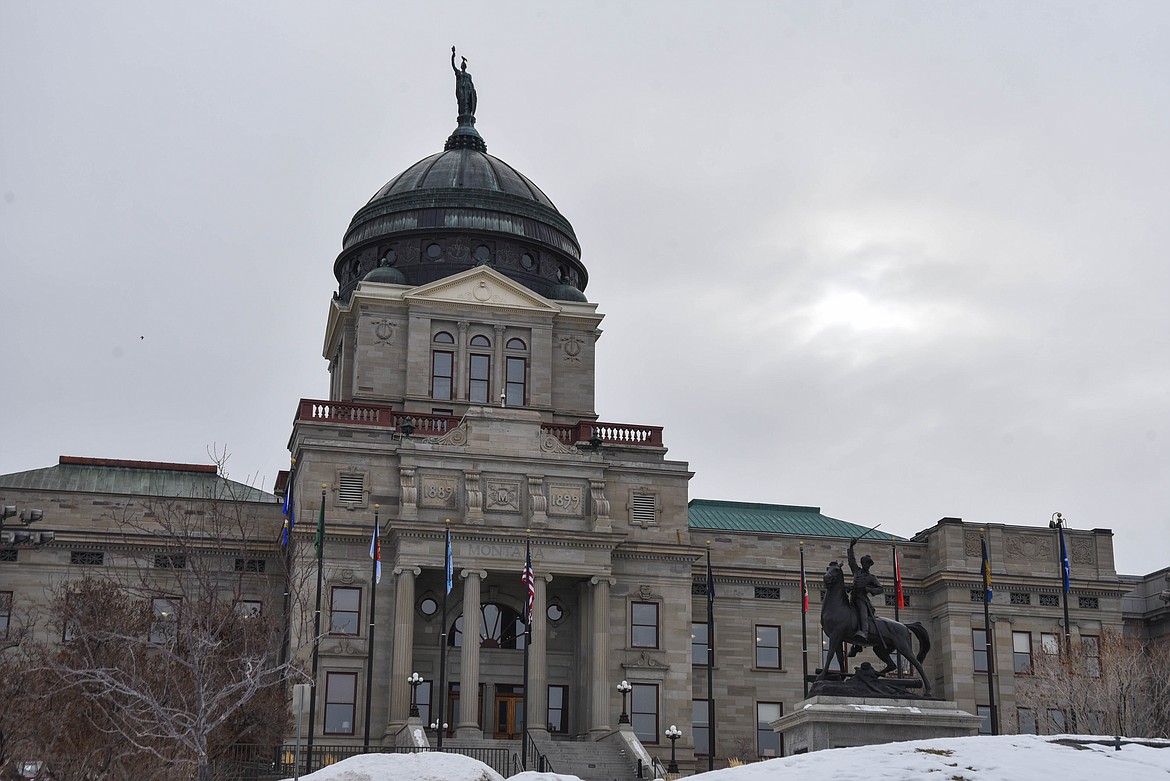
xmin=688 ymin=499 xmax=902 ymax=540
xmin=0 ymin=456 xmax=276 ymax=504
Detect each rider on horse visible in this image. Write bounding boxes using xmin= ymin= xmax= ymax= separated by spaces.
xmin=848 ymin=537 xmax=884 ymax=644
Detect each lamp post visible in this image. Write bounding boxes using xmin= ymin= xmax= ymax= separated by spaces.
xmin=664 ymin=725 xmax=682 ymax=774
xmin=1048 ymin=512 xmax=1072 ymax=651
xmin=408 ymin=672 xmax=423 ymax=718
xmin=616 ymin=680 xmax=632 ymax=725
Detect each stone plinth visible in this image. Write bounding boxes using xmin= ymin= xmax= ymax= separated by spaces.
xmin=772 ymin=696 xmax=984 ymax=756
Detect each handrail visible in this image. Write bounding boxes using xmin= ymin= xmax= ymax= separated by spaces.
xmin=651 ymin=755 xmax=668 ymax=779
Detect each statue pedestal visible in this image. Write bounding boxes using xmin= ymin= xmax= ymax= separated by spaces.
xmin=771 ymin=695 xmax=984 ymax=756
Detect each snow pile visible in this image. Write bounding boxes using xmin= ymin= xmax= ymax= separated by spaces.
xmin=283 ymin=735 xmax=1170 ymax=781
xmin=693 ymin=734 xmax=1170 ymax=781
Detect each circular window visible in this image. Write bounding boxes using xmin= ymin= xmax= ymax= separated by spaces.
xmin=419 ymin=597 xmax=438 ymax=617
xmin=547 ymin=604 xmax=564 ymax=622
xmin=426 ymin=243 xmax=443 ymax=260
xmin=520 ymin=253 xmax=536 ymax=270
xmin=474 ymin=245 xmax=492 ymax=263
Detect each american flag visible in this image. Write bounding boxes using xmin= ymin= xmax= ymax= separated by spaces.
xmin=521 ymin=540 xmax=535 ymax=622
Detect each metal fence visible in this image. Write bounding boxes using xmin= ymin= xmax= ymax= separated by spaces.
xmin=213 ymin=744 xmax=513 ymax=780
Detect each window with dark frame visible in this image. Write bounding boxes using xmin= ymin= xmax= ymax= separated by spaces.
xmin=330 ymin=587 xmax=361 ymax=636
xmin=150 ymin=597 xmax=180 ymax=644
xmin=505 ymin=356 xmax=527 ymax=406
xmin=1083 ymin=635 xmax=1100 ymax=677
xmin=757 ymin=702 xmax=783 ymax=757
xmin=693 ymin=699 xmax=710 ymax=756
xmin=153 ymin=554 xmax=186 ymax=569
xmin=1047 ymin=708 xmax=1066 ymax=733
xmin=1041 ymin=632 xmax=1060 ymax=656
xmin=70 ymin=551 xmax=105 ymax=566
xmin=1012 ymin=630 xmax=1033 ymax=674
xmin=755 ymin=625 xmax=782 ymax=669
xmin=631 ymin=683 xmax=658 ymax=744
xmin=431 ymin=350 xmax=454 ymax=400
xmin=1018 ymin=707 xmax=1038 ymax=734
xmin=416 ymin=680 xmax=433 ymax=727
xmin=973 ymin=628 xmax=989 ymax=673
xmin=631 ymin=602 xmax=659 ymax=648
xmin=0 ymin=591 xmax=11 ymax=639
xmin=324 ymin=672 xmax=358 ymax=735
xmin=469 ymin=353 xmax=491 ymax=403
xmin=235 ymin=600 xmax=262 ymax=618
xmin=977 ymin=705 xmax=992 ymax=734
xmin=691 ymin=622 xmax=709 ymax=665
xmin=548 ymin=685 xmax=568 ymax=733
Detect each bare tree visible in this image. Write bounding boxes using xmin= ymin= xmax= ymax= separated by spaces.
xmin=1016 ymin=629 xmax=1170 ymax=738
xmin=27 ymin=457 xmax=305 ymax=781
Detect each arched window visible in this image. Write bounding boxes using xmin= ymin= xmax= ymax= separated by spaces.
xmin=432 ymin=332 xmax=455 ymax=400
xmin=506 ymin=338 xmax=526 ymax=350
xmin=434 ymin=331 xmax=455 ymax=344
xmin=450 ymin=602 xmax=527 ymax=649
xmin=470 ymin=335 xmax=490 ymax=347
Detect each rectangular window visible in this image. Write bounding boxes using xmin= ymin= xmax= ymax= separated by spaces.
xmin=234 ymin=558 xmax=267 ymax=573
xmin=757 ymin=702 xmax=783 ymax=758
xmin=693 ymin=700 xmax=710 ymax=756
xmin=150 ymin=597 xmax=180 ymax=644
xmin=505 ymin=356 xmax=527 ymax=406
xmin=821 ymin=631 xmax=842 ymax=672
xmin=1012 ymin=631 xmax=1032 ymax=674
xmin=0 ymin=591 xmax=11 ymax=639
xmin=1041 ymin=632 xmax=1060 ymax=655
xmin=1040 ymin=593 xmax=1060 ymax=607
xmin=1047 ymin=708 xmax=1066 ymax=733
xmin=235 ymin=600 xmax=262 ymax=618
xmin=1083 ymin=635 xmax=1100 ymax=677
xmin=1018 ymin=707 xmax=1037 ymax=735
xmin=631 ymin=602 xmax=659 ymax=648
xmin=973 ymin=628 xmax=989 ymax=673
xmin=691 ymin=622 xmax=709 ymax=665
xmin=469 ymin=353 xmax=491 ymax=403
xmin=630 ymin=492 xmax=657 ymax=525
xmin=1078 ymin=596 xmax=1100 ymax=609
xmin=324 ymin=672 xmax=357 ymax=735
xmin=432 ymin=351 xmax=454 ymax=400
xmin=416 ymin=680 xmax=433 ymax=728
xmin=330 ymin=587 xmax=361 ymax=636
xmin=70 ymin=551 xmax=105 ymax=566
xmin=0 ymin=550 xmax=15 ymax=562
xmin=631 ymin=683 xmax=658 ymax=744
xmin=977 ymin=705 xmax=992 ymax=735
xmin=755 ymin=625 xmax=781 ymax=669
xmin=154 ymin=554 xmax=186 ymax=569
xmin=548 ymin=685 xmax=567 ymax=733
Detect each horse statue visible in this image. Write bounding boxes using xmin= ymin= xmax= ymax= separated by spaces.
xmin=817 ymin=559 xmax=933 ymax=696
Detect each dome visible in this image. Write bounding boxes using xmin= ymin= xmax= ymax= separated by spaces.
xmin=333 ymin=138 xmax=587 ymax=302
xmin=363 ymin=260 xmax=407 ymax=286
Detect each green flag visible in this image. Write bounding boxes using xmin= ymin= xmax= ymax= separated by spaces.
xmin=314 ymin=487 xmax=326 ymax=558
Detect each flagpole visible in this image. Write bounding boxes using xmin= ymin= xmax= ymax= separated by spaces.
xmin=706 ymin=541 xmax=715 ymax=774
xmin=437 ymin=520 xmax=452 ymax=749
xmin=799 ymin=542 xmax=809 ymax=698
xmin=981 ymin=528 xmax=999 ymax=736
xmin=891 ymin=545 xmax=902 ymax=676
xmin=521 ymin=534 xmax=532 ymax=769
xmin=305 ymin=484 xmax=326 ymax=775
xmin=363 ymin=505 xmax=380 ymax=750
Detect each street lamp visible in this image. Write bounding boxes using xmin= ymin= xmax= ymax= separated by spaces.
xmin=665 ymin=725 xmax=683 ymax=774
xmin=1048 ymin=512 xmax=1073 ymax=651
xmin=408 ymin=673 xmax=423 ymax=718
xmin=616 ymin=680 xmax=632 ymax=724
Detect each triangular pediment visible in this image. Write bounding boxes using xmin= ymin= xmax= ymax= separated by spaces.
xmin=404 ymin=267 xmax=560 ymax=313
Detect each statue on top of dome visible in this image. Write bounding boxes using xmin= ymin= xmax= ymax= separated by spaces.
xmin=451 ymin=46 xmax=477 ymax=120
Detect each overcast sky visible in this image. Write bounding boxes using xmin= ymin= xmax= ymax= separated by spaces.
xmin=2 ymin=2 xmax=1167 ymax=576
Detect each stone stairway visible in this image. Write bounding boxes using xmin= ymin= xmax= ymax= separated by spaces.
xmin=531 ymin=738 xmax=642 ymax=781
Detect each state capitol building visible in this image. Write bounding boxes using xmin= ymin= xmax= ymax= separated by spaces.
xmin=2 ymin=59 xmax=1167 ymax=777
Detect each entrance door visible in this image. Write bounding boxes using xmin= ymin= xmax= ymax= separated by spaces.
xmin=494 ymin=693 xmax=525 ymax=739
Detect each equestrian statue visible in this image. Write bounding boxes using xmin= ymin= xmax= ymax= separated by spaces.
xmin=815 ymin=531 xmax=933 ymax=697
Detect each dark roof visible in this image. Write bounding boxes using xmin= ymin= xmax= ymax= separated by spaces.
xmin=0 ymin=456 xmax=276 ymax=503
xmin=688 ymin=499 xmax=902 ymax=540
xmin=369 ymin=149 xmax=558 ymax=210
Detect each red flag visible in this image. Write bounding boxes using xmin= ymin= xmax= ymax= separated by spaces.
xmin=894 ymin=547 xmax=905 ymax=610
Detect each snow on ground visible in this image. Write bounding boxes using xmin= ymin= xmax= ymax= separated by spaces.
xmin=693 ymin=734 xmax=1170 ymax=781
xmin=284 ymin=735 xmax=1170 ymax=781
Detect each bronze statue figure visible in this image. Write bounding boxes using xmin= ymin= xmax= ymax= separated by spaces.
xmin=451 ymin=46 xmax=477 ymax=118
xmin=848 ymin=536 xmax=883 ymax=644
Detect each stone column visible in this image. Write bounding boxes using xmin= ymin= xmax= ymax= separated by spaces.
xmin=493 ymin=324 xmax=506 ymax=403
xmin=589 ymin=575 xmax=616 ymax=736
xmin=456 ymin=321 xmax=469 ymax=401
xmin=527 ymin=574 xmax=552 ymax=737
xmin=457 ymin=569 xmax=486 ymax=738
xmin=385 ymin=566 xmax=420 ymax=739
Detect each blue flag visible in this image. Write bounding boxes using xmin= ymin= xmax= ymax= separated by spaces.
xmin=280 ymin=477 xmax=295 ymax=547
xmin=445 ymin=528 xmax=453 ymax=594
xmin=1058 ymin=525 xmax=1071 ymax=593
